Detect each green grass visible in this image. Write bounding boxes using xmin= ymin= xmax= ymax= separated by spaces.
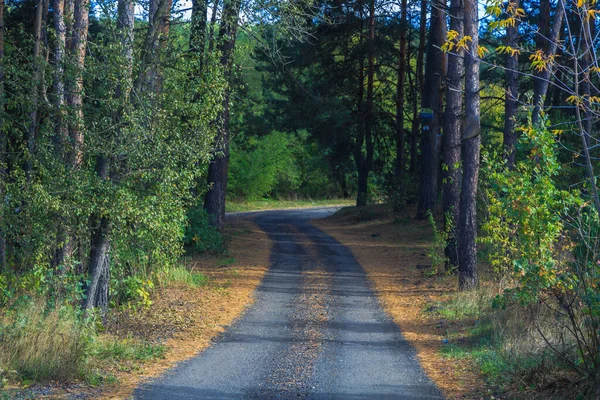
xmin=160 ymin=266 xmax=210 ymax=288
xmin=226 ymin=198 xmax=355 ymax=213
xmin=92 ymin=337 xmax=166 ymax=363
xmin=433 ymin=286 xmax=569 ymax=394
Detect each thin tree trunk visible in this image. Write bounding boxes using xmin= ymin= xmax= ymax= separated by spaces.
xmin=458 ymin=0 xmax=480 ymax=290
xmin=394 ymin=0 xmax=408 ymax=190
xmin=0 ymin=0 xmax=5 ymax=272
xmin=442 ymin=0 xmax=464 ymax=271
xmin=531 ymin=0 xmax=564 ymax=126
xmin=207 ymin=0 xmax=221 ymax=55
xmin=503 ymin=0 xmax=520 ymax=168
xmin=25 ymin=0 xmax=45 ymax=178
xmin=66 ymin=0 xmax=89 ymax=168
xmin=52 ymin=0 xmax=67 ymax=154
xmin=203 ymin=0 xmax=241 ymax=230
xmin=51 ymin=0 xmax=72 ymax=270
xmin=416 ymin=0 xmax=446 ymax=219
xmin=135 ymin=0 xmax=170 ymax=95
xmin=84 ymin=0 xmax=134 ymax=312
xmin=356 ymin=0 xmax=375 ymax=207
xmin=190 ymin=0 xmax=208 ymax=68
xmin=410 ymin=0 xmax=427 ymax=175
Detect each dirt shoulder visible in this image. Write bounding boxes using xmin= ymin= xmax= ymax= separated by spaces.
xmin=312 ymin=204 xmax=488 ymax=399
xmin=97 ymin=217 xmax=271 ymax=399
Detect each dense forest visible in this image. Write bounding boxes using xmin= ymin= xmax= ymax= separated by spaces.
xmin=1 ymin=0 xmax=600 ymax=396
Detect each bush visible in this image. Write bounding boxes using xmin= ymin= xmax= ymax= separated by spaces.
xmin=480 ymin=117 xmax=600 ymax=393
xmin=184 ymin=207 xmax=225 ymax=254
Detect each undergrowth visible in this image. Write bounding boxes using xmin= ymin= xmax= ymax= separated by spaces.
xmin=430 ymin=284 xmax=579 ymax=395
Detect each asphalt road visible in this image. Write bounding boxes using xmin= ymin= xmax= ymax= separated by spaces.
xmin=134 ymin=207 xmax=442 ymax=400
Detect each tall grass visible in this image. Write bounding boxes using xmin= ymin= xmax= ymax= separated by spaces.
xmin=160 ymin=265 xmax=209 ymax=287
xmin=0 ymin=300 xmax=93 ymax=382
xmin=434 ymin=283 xmax=577 ymax=391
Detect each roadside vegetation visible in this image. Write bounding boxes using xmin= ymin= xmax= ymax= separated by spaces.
xmin=2 ymin=0 xmax=600 ymax=398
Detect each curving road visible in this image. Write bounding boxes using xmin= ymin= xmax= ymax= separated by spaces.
xmin=134 ymin=207 xmax=442 ymax=400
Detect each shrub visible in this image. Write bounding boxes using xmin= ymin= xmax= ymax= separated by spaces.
xmin=184 ymin=207 xmax=225 ymax=254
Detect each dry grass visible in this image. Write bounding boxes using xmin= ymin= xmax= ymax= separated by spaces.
xmin=94 ymin=217 xmax=271 ymax=399
xmin=0 ymin=302 xmax=90 ymax=384
xmin=313 ymin=204 xmax=488 ymax=399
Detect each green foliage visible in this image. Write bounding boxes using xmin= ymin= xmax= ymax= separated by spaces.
xmin=159 ymin=266 xmax=209 ymax=288
xmin=481 ymin=118 xmax=576 ymax=299
xmin=229 ymin=131 xmax=299 ymax=200
xmin=426 ymin=211 xmax=451 ymax=274
xmin=184 ymin=207 xmax=225 ymax=254
xmin=481 ymin=117 xmax=600 ymax=386
xmin=92 ymin=337 xmax=165 ymax=363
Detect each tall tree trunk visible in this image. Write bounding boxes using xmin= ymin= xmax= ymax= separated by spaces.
xmin=84 ymin=0 xmax=134 ymax=312
xmin=207 ymin=0 xmax=221 ymax=55
xmin=135 ymin=0 xmax=171 ymax=95
xmin=416 ymin=0 xmax=446 ymax=219
xmin=65 ymin=0 xmax=89 ymax=168
xmin=410 ymin=0 xmax=427 ymax=175
xmin=442 ymin=0 xmax=464 ymax=271
xmin=531 ymin=0 xmax=564 ymax=126
xmin=53 ymin=0 xmax=67 ymax=154
xmin=51 ymin=0 xmax=72 ymax=270
xmin=355 ymin=0 xmax=375 ymax=207
xmin=0 ymin=0 xmax=5 ymax=272
xmin=25 ymin=0 xmax=45 ymax=178
xmin=190 ymin=0 xmax=208 ymax=68
xmin=458 ymin=0 xmax=480 ymax=290
xmin=503 ymin=0 xmax=520 ymax=168
xmin=394 ymin=0 xmax=408 ymax=189
xmin=203 ymin=0 xmax=241 ymax=230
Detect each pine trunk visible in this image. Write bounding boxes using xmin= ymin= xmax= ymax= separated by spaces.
xmin=442 ymin=0 xmax=464 ymax=271
xmin=458 ymin=0 xmax=480 ymax=290
xmin=203 ymin=0 xmax=240 ymax=230
xmin=0 ymin=0 xmax=5 ymax=272
xmin=395 ymin=0 xmax=408 ymax=188
xmin=410 ymin=0 xmax=427 ymax=175
xmin=416 ymin=0 xmax=446 ymax=219
xmin=66 ymin=0 xmax=89 ymax=168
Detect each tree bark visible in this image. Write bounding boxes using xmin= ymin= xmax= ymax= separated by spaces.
xmin=410 ymin=0 xmax=427 ymax=175
xmin=25 ymin=0 xmax=45 ymax=178
xmin=0 ymin=0 xmax=5 ymax=272
xmin=135 ymin=0 xmax=171 ymax=95
xmin=394 ymin=0 xmax=408 ymax=189
xmin=416 ymin=0 xmax=446 ymax=219
xmin=442 ymin=0 xmax=464 ymax=271
xmin=65 ymin=0 xmax=89 ymax=168
xmin=52 ymin=0 xmax=67 ymax=155
xmin=458 ymin=0 xmax=480 ymax=290
xmin=531 ymin=0 xmax=564 ymax=126
xmin=190 ymin=0 xmax=208 ymax=68
xmin=84 ymin=0 xmax=134 ymax=313
xmin=207 ymin=0 xmax=221 ymax=55
xmin=356 ymin=0 xmax=375 ymax=207
xmin=503 ymin=0 xmax=520 ymax=168
xmin=203 ymin=0 xmax=241 ymax=230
